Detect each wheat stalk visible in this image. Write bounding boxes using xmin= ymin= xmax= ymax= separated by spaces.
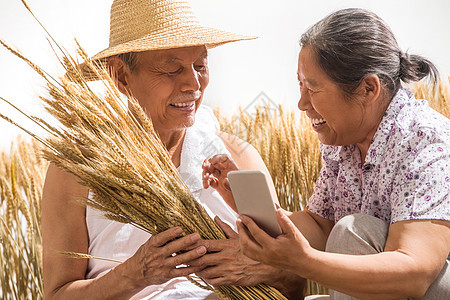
xmin=410 ymin=77 xmax=450 ymax=118
xmin=0 ymin=138 xmax=46 ymax=299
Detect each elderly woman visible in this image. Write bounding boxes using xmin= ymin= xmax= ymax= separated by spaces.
xmin=41 ymin=0 xmax=304 ymax=299
xmin=206 ymin=8 xmax=449 ymax=299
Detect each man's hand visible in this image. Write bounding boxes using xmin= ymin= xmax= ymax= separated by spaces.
xmin=120 ymin=227 xmax=207 ymax=289
xmin=189 ymin=216 xmax=307 ymax=299
xmin=202 ymin=154 xmax=239 ymax=212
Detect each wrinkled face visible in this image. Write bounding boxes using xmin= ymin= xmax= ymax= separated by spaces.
xmin=297 ymin=46 xmax=365 ymax=146
xmin=126 ymin=46 xmax=209 ymax=134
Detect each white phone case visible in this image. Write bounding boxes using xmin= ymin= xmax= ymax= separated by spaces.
xmin=227 ymin=170 xmax=282 ymax=237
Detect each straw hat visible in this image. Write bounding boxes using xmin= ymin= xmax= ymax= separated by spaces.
xmin=80 ymin=0 xmax=256 ymax=80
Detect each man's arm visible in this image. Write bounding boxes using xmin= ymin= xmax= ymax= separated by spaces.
xmin=42 ymin=164 xmax=207 ymax=299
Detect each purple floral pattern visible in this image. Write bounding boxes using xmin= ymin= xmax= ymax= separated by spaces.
xmin=307 ymin=89 xmax=450 ymax=224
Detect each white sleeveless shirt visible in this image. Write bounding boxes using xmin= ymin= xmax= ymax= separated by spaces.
xmin=86 ymin=106 xmax=238 ymax=299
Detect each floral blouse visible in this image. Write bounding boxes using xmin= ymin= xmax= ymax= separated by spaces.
xmin=307 ymin=89 xmax=450 ymax=224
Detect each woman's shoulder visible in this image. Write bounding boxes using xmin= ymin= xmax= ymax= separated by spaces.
xmin=395 ymin=90 xmax=450 ymax=142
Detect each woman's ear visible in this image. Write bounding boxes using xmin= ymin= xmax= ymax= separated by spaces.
xmin=359 ymin=74 xmax=381 ymax=106
xmin=107 ymin=56 xmax=131 ymax=95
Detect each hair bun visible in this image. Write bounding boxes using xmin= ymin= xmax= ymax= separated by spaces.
xmin=398 ymin=51 xmax=438 ymax=83
xmin=399 ymin=52 xmax=409 ymax=64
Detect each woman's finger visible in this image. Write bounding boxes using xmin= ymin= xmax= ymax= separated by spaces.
xmin=276 ymin=208 xmax=298 ymax=236
xmin=236 ymin=218 xmax=263 ymax=254
xmin=238 ymin=215 xmax=273 ymax=247
xmin=215 ymin=216 xmax=237 ymax=238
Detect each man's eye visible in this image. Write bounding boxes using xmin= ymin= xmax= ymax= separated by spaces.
xmin=307 ymin=88 xmax=315 ymax=94
xmin=167 ymin=68 xmax=183 ymax=75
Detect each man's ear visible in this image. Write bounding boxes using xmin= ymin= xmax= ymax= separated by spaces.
xmin=107 ymin=56 xmax=131 ymax=95
xmin=358 ymin=74 xmax=381 ymax=106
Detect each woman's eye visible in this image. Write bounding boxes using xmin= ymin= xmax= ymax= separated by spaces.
xmin=195 ymin=65 xmax=206 ymax=72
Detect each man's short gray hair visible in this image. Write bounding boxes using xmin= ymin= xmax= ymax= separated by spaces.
xmin=117 ymin=52 xmax=141 ymax=72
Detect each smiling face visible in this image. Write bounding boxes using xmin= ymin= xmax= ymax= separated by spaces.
xmin=123 ymin=46 xmax=209 ymax=135
xmin=297 ymin=46 xmax=370 ymax=147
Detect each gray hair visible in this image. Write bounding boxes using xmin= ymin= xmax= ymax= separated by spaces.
xmin=300 ymin=8 xmax=439 ymax=99
xmin=117 ymin=52 xmax=141 ymax=72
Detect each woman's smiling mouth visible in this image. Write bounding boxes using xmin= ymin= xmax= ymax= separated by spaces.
xmin=310 ymin=117 xmax=327 ymax=129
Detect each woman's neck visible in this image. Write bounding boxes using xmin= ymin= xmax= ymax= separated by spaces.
xmin=356 ymin=96 xmax=391 ymax=164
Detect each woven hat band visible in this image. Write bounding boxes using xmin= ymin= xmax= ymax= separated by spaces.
xmin=109 ymin=0 xmax=200 ymax=47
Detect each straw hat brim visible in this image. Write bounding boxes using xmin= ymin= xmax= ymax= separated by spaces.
xmin=78 ymin=25 xmax=256 ymax=81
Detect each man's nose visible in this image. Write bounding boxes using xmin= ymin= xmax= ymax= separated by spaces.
xmin=180 ymin=66 xmax=201 ymax=92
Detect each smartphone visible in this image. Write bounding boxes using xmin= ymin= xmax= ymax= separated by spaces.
xmin=227 ymin=170 xmax=282 ymax=237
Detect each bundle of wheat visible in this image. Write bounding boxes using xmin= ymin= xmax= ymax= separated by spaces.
xmin=0 ymin=138 xmax=46 ymax=299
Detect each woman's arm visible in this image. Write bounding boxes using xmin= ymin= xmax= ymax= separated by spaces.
xmin=287 ymin=209 xmax=334 ymax=251
xmin=42 ymin=164 xmax=207 ymax=299
xmin=238 ymin=209 xmax=450 ymax=299
xmin=307 ymin=219 xmax=449 ymax=298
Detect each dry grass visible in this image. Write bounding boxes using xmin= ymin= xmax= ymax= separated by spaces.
xmin=410 ymin=77 xmax=450 ymax=118
xmin=0 ymin=138 xmax=47 ymax=299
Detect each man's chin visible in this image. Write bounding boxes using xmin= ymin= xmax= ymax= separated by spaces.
xmin=175 ymin=116 xmax=196 ymax=130
xmin=183 ymin=117 xmax=196 ymax=128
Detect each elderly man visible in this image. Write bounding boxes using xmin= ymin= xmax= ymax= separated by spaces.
xmin=42 ymin=0 xmax=305 ymax=299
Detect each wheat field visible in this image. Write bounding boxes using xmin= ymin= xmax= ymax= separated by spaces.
xmin=0 ymin=79 xmax=448 ymax=299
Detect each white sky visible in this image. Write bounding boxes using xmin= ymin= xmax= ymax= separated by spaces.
xmin=1 ymin=0 xmax=449 ymax=152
